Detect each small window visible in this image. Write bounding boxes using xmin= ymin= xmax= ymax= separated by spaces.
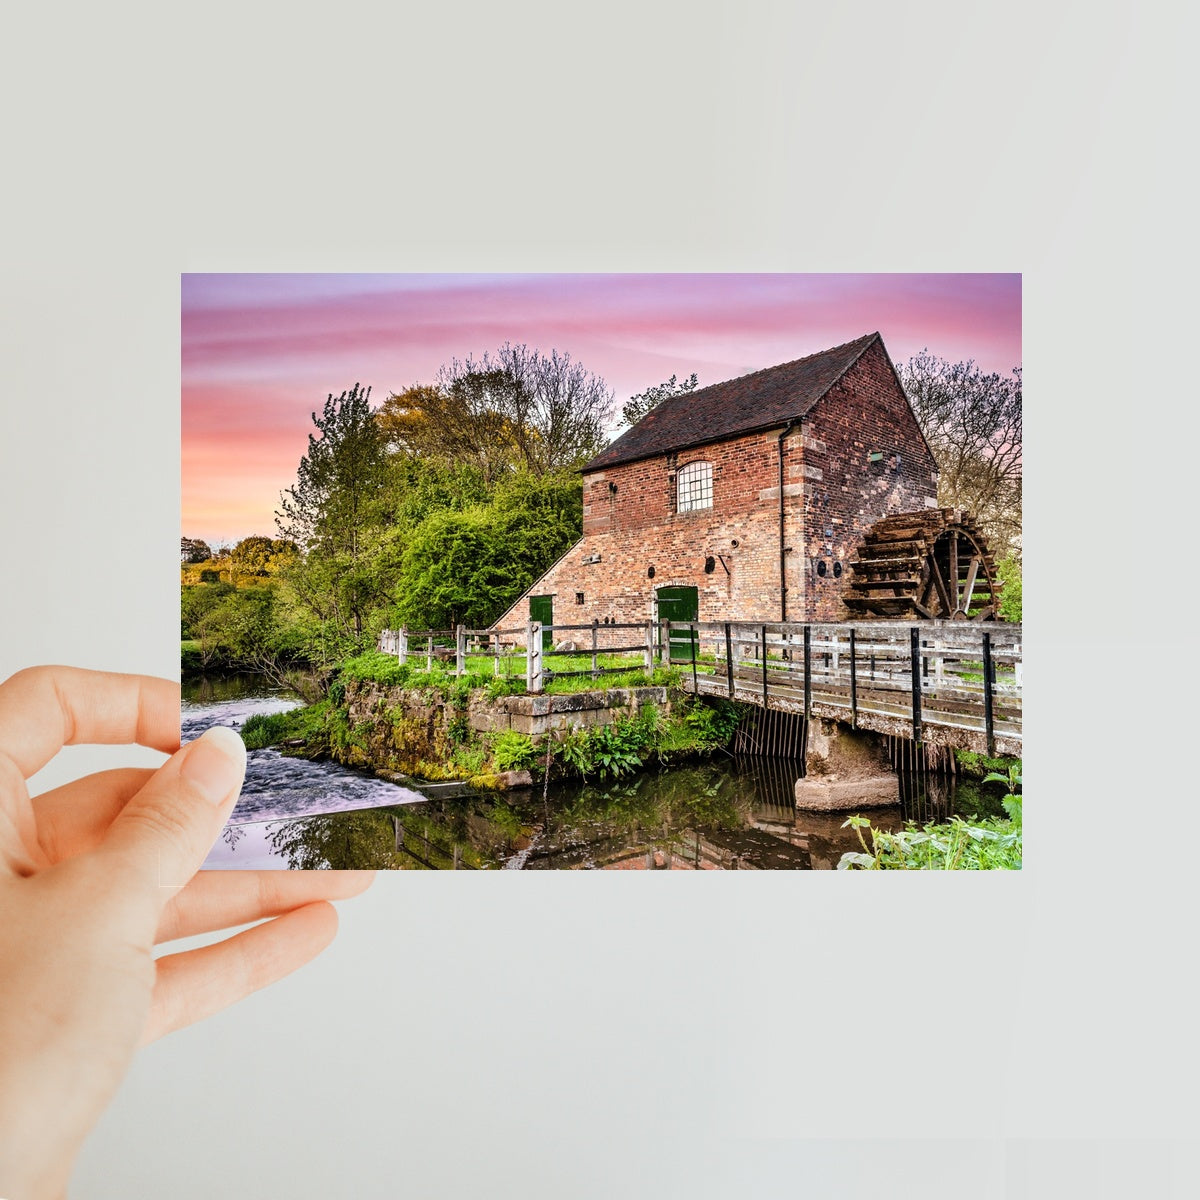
xmin=676 ymin=460 xmax=713 ymax=512
xmin=575 ymin=592 xmax=585 ymax=605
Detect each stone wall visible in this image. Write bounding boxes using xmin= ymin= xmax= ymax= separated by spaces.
xmin=337 ymin=680 xmax=671 ymax=774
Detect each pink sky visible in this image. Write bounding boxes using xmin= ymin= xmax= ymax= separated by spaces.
xmin=182 ymin=273 xmax=1021 ymax=546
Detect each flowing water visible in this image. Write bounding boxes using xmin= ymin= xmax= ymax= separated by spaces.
xmin=187 ymin=674 xmax=1005 ymax=871
xmin=185 ymin=675 xmax=429 ymax=868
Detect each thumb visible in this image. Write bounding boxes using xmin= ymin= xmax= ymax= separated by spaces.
xmin=93 ymin=726 xmax=246 ymax=925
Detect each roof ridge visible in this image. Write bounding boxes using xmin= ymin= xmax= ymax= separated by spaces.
xmin=668 ymin=330 xmax=878 ymax=403
xmin=585 ymin=331 xmax=888 ymax=473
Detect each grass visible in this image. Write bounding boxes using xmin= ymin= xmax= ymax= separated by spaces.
xmin=334 ymin=649 xmax=683 ymax=698
xmin=241 ymin=701 xmax=331 ymax=751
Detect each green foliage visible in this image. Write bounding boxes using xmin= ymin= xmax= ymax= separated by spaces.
xmin=983 ymin=764 xmax=1022 ymax=829
xmin=240 ymin=701 xmax=331 ymax=752
xmin=621 ymin=372 xmax=699 ymax=428
xmin=339 ymin=650 xmax=414 ymax=688
xmin=955 ymin=749 xmax=1021 ymax=780
xmin=490 ymin=730 xmax=539 ymax=772
xmin=181 ymin=537 xmax=211 ymax=563
xmin=996 ymin=555 xmax=1022 ymax=622
xmin=680 ymin=697 xmax=741 ymax=746
xmin=485 ymin=675 xmax=526 ymax=700
xmin=838 ymin=811 xmax=1021 ymax=871
xmin=395 ymin=471 xmax=581 ymax=630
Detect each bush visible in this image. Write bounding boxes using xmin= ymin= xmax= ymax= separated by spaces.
xmin=491 ymin=730 xmax=539 ymax=772
xmin=996 ymin=556 xmax=1022 ymax=622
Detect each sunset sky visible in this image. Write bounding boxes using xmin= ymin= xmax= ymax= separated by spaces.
xmin=181 ymin=273 xmax=1021 ymax=546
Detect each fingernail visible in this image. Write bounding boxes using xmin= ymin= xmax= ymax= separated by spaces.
xmin=182 ymin=725 xmax=247 ymax=805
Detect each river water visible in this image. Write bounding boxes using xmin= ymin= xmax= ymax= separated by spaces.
xmin=187 ymin=675 xmax=1004 ymax=871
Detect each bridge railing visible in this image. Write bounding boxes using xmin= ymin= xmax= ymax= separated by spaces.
xmin=661 ymin=619 xmax=1021 ymax=756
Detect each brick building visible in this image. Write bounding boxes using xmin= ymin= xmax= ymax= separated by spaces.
xmin=494 ymin=332 xmax=939 ymax=632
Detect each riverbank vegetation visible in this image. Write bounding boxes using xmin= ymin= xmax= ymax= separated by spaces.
xmin=839 ymin=760 xmax=1022 ymax=870
xmin=240 ymin=676 xmax=741 ymax=789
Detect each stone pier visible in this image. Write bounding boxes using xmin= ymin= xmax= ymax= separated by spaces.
xmin=794 ymin=717 xmax=898 ymax=811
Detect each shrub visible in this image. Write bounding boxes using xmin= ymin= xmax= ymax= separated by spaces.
xmin=491 ymin=730 xmax=539 ymax=772
xmin=996 ymin=556 xmax=1022 ymax=622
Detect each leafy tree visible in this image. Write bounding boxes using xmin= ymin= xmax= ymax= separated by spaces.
xmin=276 ymin=384 xmax=389 ymax=641
xmin=620 ymin=372 xmax=699 ymax=428
xmin=180 ymin=537 xmax=212 ymax=563
xmin=229 ymin=535 xmax=297 ymax=579
xmin=899 ymin=351 xmax=1022 ymax=560
xmin=396 ymin=470 xmax=582 ymax=629
xmin=379 ymin=343 xmax=614 ymax=478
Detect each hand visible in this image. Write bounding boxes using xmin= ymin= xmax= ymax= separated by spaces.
xmin=0 ymin=666 xmax=374 ymax=1200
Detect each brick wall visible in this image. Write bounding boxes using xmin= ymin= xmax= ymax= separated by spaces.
xmin=494 ymin=339 xmax=938 ymax=631
xmin=797 ymin=338 xmax=939 ymax=620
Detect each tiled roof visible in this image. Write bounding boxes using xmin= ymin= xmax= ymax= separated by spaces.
xmin=585 ymin=331 xmax=882 ymax=472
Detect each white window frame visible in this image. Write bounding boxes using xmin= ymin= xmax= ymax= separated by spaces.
xmin=676 ymin=460 xmax=713 ymax=512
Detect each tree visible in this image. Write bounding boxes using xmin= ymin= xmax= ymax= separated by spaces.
xmin=180 ymin=537 xmax=211 ymax=563
xmin=395 ymin=470 xmax=582 ymax=630
xmin=379 ymin=343 xmax=614 ymax=477
xmin=898 ymin=352 xmax=1022 ymax=560
xmin=276 ymin=384 xmax=389 ymax=641
xmin=620 ymin=372 xmax=699 ymax=428
xmin=377 ymin=379 xmax=518 ymax=485
xmin=229 ymin=535 xmax=298 ymax=580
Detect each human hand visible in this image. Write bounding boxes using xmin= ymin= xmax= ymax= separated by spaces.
xmin=0 ymin=666 xmax=374 ymax=1200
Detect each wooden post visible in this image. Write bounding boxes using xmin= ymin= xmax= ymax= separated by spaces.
xmin=591 ymin=618 xmax=599 ymax=681
xmin=398 ymin=627 xmax=408 ymax=667
xmin=725 ymin=621 xmax=734 ymax=698
xmin=425 ymin=634 xmax=433 ymax=672
xmin=982 ymin=630 xmax=995 ymax=758
xmin=658 ymin=619 xmax=668 ymax=665
xmin=909 ymin=626 xmax=923 ymax=745
xmin=803 ymin=625 xmax=812 ymax=722
xmin=849 ymin=627 xmax=858 ymax=729
xmin=644 ymin=620 xmax=654 ymax=673
xmin=761 ymin=624 xmax=769 ymax=704
xmin=690 ymin=623 xmax=698 ymax=693
xmin=527 ymin=621 xmax=543 ymax=693
xmin=493 ymin=629 xmax=501 ymax=678
xmin=456 ymin=624 xmax=466 ymax=677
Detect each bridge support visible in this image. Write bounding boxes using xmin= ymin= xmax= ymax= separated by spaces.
xmin=794 ymin=717 xmax=898 ymax=811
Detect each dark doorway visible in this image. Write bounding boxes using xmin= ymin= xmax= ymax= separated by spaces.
xmin=655 ymin=585 xmax=698 ymax=662
xmin=529 ymin=595 xmax=554 ymax=650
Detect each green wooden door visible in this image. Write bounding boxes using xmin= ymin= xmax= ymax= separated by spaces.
xmin=655 ymin=586 xmax=698 ymax=661
xmin=529 ymin=595 xmax=554 ymax=651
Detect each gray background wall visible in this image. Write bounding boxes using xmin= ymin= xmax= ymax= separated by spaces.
xmin=1 ymin=2 xmax=1193 ymax=1195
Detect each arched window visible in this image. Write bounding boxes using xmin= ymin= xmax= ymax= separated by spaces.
xmin=676 ymin=460 xmax=713 ymax=512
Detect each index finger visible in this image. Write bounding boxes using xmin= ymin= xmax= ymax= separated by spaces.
xmin=0 ymin=666 xmax=181 ymax=780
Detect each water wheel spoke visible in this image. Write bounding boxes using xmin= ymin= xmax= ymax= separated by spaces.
xmin=961 ymin=556 xmax=981 ymax=612
xmin=929 ymin=554 xmax=954 ymax=615
xmin=949 ymin=532 xmax=960 ymax=610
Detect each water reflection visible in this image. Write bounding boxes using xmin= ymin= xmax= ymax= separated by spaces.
xmin=206 ymin=758 xmax=1002 ymax=871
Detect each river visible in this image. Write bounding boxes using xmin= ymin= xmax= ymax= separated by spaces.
xmin=186 ymin=675 xmax=1004 ymax=871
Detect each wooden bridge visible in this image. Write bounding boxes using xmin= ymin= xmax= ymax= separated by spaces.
xmin=378 ymin=617 xmax=1021 ymax=758
xmin=662 ymin=620 xmax=1021 ymax=758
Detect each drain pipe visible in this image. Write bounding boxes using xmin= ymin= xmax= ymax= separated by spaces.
xmin=778 ymin=421 xmax=797 ymax=621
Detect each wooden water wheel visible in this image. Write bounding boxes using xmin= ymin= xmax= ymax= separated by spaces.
xmin=841 ymin=509 xmax=998 ymax=620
